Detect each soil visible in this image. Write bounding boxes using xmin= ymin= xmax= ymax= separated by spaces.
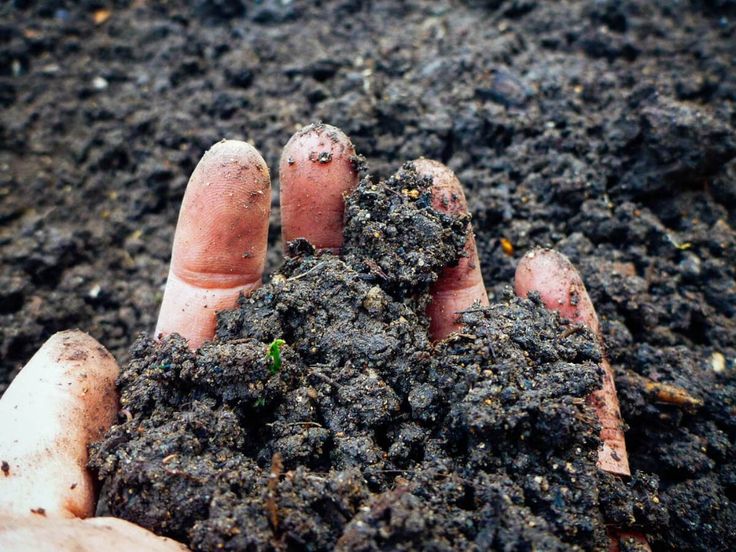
xmin=92 ymin=167 xmax=648 ymax=550
xmin=1 ymin=0 xmax=735 ymax=550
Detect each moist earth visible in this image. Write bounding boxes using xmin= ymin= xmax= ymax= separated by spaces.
xmin=2 ymin=0 xmax=736 ymax=550
xmin=91 ymin=167 xmax=658 ymax=550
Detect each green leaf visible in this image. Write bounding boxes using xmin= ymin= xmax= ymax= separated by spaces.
xmin=267 ymin=338 xmax=286 ymax=375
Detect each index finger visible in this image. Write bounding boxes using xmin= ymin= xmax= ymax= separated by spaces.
xmin=155 ymin=140 xmax=271 ymax=349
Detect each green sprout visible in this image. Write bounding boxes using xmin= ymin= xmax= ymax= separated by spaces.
xmin=267 ymin=338 xmax=286 ymax=375
xmin=254 ymin=397 xmax=266 ymax=408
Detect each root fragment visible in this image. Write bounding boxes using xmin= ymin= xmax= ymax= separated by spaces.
xmin=624 ymin=371 xmax=703 ymax=410
xmin=266 ymin=452 xmax=283 ymax=536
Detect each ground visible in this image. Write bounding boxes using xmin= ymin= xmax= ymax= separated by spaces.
xmin=1 ymin=0 xmax=735 ymax=550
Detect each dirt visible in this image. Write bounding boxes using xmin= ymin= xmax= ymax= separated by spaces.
xmin=91 ymin=166 xmax=646 ymax=550
xmin=1 ymin=0 xmax=735 ymax=550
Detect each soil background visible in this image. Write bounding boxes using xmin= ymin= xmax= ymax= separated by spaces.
xmin=1 ymin=0 xmax=735 ymax=550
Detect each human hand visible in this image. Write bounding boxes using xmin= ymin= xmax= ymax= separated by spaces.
xmin=0 ymin=124 xmax=636 ymax=549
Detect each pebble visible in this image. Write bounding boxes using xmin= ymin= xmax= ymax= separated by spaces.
xmin=475 ymin=68 xmax=532 ymax=107
xmin=54 ymin=9 xmax=70 ymax=22
xmin=679 ymin=252 xmax=701 ymax=279
xmin=711 ymin=352 xmax=726 ymax=374
xmin=92 ymin=76 xmax=109 ymax=90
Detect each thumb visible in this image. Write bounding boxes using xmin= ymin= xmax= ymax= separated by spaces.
xmin=0 ymin=515 xmax=187 ymax=551
xmin=0 ymin=330 xmax=119 ymax=518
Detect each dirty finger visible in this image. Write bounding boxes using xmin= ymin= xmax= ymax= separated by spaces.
xmin=415 ymin=159 xmax=489 ymax=341
xmin=279 ymin=123 xmax=359 ymax=253
xmin=155 ymin=140 xmax=271 ymax=349
xmin=514 ymin=248 xmax=629 ymax=476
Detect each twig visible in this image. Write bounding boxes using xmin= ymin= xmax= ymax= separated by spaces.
xmin=267 ymin=421 xmax=324 ymax=429
xmin=287 ymin=262 xmax=326 ymax=282
xmin=559 ymin=324 xmax=585 ymax=339
xmin=266 ymin=452 xmax=283 ymax=536
xmin=309 ymin=367 xmax=340 ymax=388
xmin=623 ymin=371 xmax=703 ymax=410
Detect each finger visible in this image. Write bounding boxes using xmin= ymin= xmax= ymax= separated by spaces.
xmin=279 ymin=123 xmax=358 ymax=252
xmin=608 ymin=528 xmax=652 ymax=552
xmin=514 ymin=249 xmax=630 ymax=476
xmin=0 ymin=331 xmax=118 ymax=518
xmin=414 ymin=159 xmax=489 ymax=341
xmin=155 ymin=140 xmax=271 ymax=349
xmin=0 ymin=515 xmax=187 ymax=552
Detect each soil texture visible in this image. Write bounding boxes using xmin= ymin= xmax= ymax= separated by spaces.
xmin=2 ymin=0 xmax=735 ymax=550
xmin=92 ymin=167 xmax=657 ymax=550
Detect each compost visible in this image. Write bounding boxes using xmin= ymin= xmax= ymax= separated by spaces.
xmin=1 ymin=1 xmax=735 ymax=550
xmin=92 ymin=166 xmax=654 ymax=550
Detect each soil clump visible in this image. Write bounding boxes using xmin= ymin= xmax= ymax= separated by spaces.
xmin=92 ymin=165 xmax=653 ymax=550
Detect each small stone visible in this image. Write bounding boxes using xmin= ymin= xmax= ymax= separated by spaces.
xmin=362 ymin=286 xmax=386 ymax=315
xmin=711 ymin=352 xmax=726 ymax=374
xmin=92 ymin=76 xmax=109 ymax=90
xmin=679 ymin=252 xmax=701 ymax=279
xmin=475 ymin=68 xmax=532 ymax=107
xmin=500 ymin=237 xmax=514 ymax=256
xmin=92 ymin=9 xmax=112 ymax=25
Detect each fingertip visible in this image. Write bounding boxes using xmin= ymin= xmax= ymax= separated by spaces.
xmin=171 ymin=139 xmax=271 ymax=287
xmin=414 ymin=158 xmax=469 ymax=215
xmin=156 ymin=139 xmax=271 ymax=347
xmin=207 ymin=138 xmax=268 ymax=167
xmin=414 ymin=159 xmax=489 ymax=341
xmin=279 ymin=122 xmax=358 ymax=252
xmin=514 ymin=248 xmax=599 ymax=335
xmin=0 ymin=331 xmax=119 ymax=518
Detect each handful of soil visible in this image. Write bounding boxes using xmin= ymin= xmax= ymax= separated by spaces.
xmin=91 ymin=163 xmax=656 ymax=550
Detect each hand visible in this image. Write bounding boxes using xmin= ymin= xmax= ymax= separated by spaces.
xmin=0 ymin=124 xmax=632 ymax=550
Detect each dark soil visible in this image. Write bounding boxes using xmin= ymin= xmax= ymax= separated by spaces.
xmin=92 ymin=166 xmax=651 ymax=550
xmin=2 ymin=0 xmax=735 ymax=550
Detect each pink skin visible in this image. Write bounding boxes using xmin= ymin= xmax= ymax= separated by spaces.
xmin=0 ymin=126 xmax=642 ymax=549
xmin=280 ymin=123 xmax=358 ymax=253
xmin=155 ymin=140 xmax=271 ymax=349
xmin=414 ymin=159 xmax=490 ymax=340
xmin=0 ymin=331 xmax=185 ymax=550
xmin=0 ymin=331 xmax=118 ymax=519
xmin=514 ymin=248 xmax=630 ymax=476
